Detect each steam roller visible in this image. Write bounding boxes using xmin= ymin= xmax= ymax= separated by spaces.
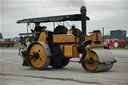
xmin=17 ymin=6 xmax=116 ymax=72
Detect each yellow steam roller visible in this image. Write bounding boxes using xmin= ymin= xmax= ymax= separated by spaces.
xmin=17 ymin=6 xmax=116 ymax=72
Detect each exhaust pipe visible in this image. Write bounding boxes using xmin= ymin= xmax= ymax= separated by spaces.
xmin=77 ymin=6 xmax=87 ymax=53
xmin=80 ymin=6 xmax=87 ymax=36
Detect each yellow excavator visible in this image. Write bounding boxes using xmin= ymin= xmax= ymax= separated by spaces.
xmin=17 ymin=6 xmax=116 ymax=72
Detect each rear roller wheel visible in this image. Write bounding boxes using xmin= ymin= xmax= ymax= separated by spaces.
xmin=81 ymin=49 xmax=115 ymax=72
xmin=51 ymin=58 xmax=70 ymax=68
xmin=50 ymin=48 xmax=70 ymax=69
xmin=27 ymin=42 xmax=51 ymax=70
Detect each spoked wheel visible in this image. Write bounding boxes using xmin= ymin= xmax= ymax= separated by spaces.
xmin=81 ymin=49 xmax=116 ymax=72
xmin=27 ymin=42 xmax=51 ymax=70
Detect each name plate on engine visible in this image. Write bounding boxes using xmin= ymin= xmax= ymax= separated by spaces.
xmin=53 ymin=34 xmax=76 ymax=43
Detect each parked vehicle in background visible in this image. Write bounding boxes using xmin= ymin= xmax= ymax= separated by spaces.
xmin=0 ymin=39 xmax=15 ymax=47
xmin=19 ymin=33 xmax=34 ymax=46
xmin=104 ymin=39 xmax=125 ymax=48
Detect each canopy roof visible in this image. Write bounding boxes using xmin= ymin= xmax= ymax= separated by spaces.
xmin=17 ymin=14 xmax=89 ymax=24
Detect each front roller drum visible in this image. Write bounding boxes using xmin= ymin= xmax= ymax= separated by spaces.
xmin=81 ymin=49 xmax=116 ymax=72
xmin=27 ymin=41 xmax=51 ymax=70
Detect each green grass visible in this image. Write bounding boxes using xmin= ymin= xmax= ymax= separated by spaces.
xmin=125 ymin=45 xmax=128 ymax=49
xmin=109 ymin=45 xmax=128 ymax=50
xmin=13 ymin=43 xmax=24 ymax=48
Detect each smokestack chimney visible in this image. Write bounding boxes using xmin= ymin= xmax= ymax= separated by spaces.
xmin=80 ymin=6 xmax=87 ymax=36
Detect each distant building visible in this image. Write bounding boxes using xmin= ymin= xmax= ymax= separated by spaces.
xmin=110 ymin=30 xmax=126 ymax=40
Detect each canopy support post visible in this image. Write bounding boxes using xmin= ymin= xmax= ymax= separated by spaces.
xmin=63 ymin=21 xmax=65 ymax=26
xmin=27 ymin=23 xmax=29 ymax=37
xmin=53 ymin=22 xmax=55 ymax=29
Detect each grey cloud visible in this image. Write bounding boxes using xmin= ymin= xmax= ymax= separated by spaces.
xmin=1 ymin=0 xmax=128 ymax=38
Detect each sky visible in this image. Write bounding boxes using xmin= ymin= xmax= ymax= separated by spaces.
xmin=0 ymin=0 xmax=128 ymax=38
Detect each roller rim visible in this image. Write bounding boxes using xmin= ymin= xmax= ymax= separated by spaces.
xmin=82 ymin=51 xmax=99 ymax=72
xmin=27 ymin=42 xmax=51 ymax=70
